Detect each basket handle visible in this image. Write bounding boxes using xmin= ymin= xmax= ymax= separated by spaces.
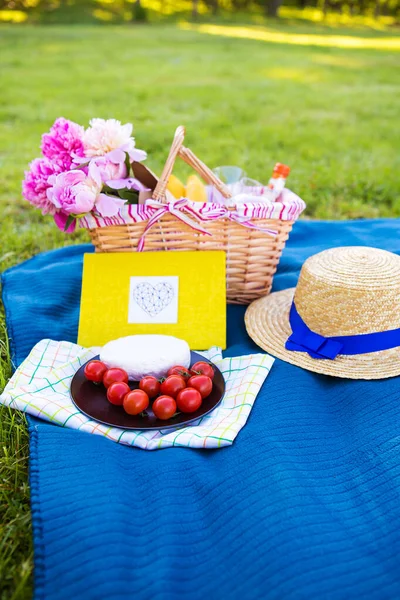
xmin=179 ymin=146 xmax=232 ymax=199
xmin=152 ymin=125 xmax=232 ymax=202
xmin=152 ymin=126 xmax=186 ymax=202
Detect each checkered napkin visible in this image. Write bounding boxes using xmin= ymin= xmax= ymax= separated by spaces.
xmin=0 ymin=339 xmax=273 ymax=450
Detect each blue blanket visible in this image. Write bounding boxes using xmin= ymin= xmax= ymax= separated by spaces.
xmin=3 ymin=219 xmax=400 ymax=599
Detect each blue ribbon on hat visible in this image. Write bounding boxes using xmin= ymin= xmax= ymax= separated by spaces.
xmin=285 ymin=302 xmax=400 ymax=360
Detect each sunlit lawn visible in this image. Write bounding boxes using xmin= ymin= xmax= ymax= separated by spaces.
xmin=0 ymin=19 xmax=399 ymax=597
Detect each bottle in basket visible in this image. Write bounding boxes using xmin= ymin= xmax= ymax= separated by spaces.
xmin=268 ymin=163 xmax=290 ymax=201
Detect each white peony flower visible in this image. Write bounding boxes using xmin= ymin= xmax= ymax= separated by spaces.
xmin=83 ymin=118 xmax=145 ymax=160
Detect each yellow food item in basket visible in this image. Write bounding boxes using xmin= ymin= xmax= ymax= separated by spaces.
xmin=167 ymin=173 xmax=208 ymax=202
xmin=167 ymin=174 xmax=186 ymax=199
xmin=185 ymin=175 xmax=208 ymax=203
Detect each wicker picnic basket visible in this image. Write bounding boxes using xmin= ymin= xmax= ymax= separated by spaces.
xmin=86 ymin=126 xmax=304 ymax=304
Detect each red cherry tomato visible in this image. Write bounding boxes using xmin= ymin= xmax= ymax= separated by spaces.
xmin=123 ymin=389 xmax=149 ymax=415
xmin=176 ymin=387 xmax=202 ymax=413
xmin=187 ymin=375 xmax=212 ymax=399
xmin=152 ymin=395 xmax=177 ymax=420
xmin=167 ymin=365 xmax=191 ymax=381
xmin=103 ymin=368 xmax=129 ymax=389
xmin=190 ymin=361 xmax=215 ymax=380
xmin=84 ymin=360 xmax=108 ymax=383
xmin=160 ymin=374 xmax=186 ymax=398
xmin=139 ymin=376 xmax=160 ymax=399
xmin=106 ymin=382 xmax=130 ymax=405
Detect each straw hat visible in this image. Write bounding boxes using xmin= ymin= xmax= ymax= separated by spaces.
xmin=245 ymin=246 xmax=400 ymax=379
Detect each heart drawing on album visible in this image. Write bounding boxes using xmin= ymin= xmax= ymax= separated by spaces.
xmin=132 ymin=282 xmax=175 ymax=318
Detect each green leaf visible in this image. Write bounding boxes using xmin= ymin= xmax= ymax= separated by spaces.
xmin=117 ymin=189 xmax=139 ymax=204
xmin=64 ymin=215 xmax=76 ymax=232
xmin=124 ymin=152 xmax=131 ymax=177
xmin=102 ymin=184 xmax=115 ymax=194
xmin=76 ymin=161 xmax=90 ymax=170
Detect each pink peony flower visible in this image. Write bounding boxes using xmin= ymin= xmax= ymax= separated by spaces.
xmin=47 ymin=168 xmax=100 ymax=216
xmin=82 ymin=118 xmax=147 ymax=162
xmin=41 ymin=117 xmax=85 ymax=170
xmin=85 ymin=147 xmax=149 ymax=192
xmin=22 ymin=158 xmax=62 ymax=215
xmin=47 ymin=162 xmax=125 ymax=231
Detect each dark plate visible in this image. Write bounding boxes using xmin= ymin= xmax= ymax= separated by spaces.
xmin=70 ymin=351 xmax=225 ymax=430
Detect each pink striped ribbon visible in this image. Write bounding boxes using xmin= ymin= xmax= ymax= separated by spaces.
xmin=137 ymin=198 xmax=277 ymax=252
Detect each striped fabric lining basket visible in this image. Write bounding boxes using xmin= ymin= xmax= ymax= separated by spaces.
xmin=81 ymin=127 xmax=306 ymax=305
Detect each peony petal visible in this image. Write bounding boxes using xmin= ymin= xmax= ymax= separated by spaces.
xmin=46 ymin=186 xmax=60 ymax=207
xmin=96 ymin=193 xmax=125 ymax=217
xmin=75 ymin=189 xmax=97 ymax=213
xmin=104 ymin=179 xmax=127 ymax=190
xmin=122 ymin=122 xmax=133 ymax=137
xmin=105 ymin=177 xmax=150 ymax=192
xmin=71 ymin=152 xmax=89 ymax=165
xmin=129 ymin=148 xmax=147 ymax=162
xmin=106 ymin=148 xmax=126 ymax=164
xmin=54 ymin=211 xmax=76 ymax=233
xmin=88 ymin=161 xmax=102 ymax=188
xmin=47 ymin=173 xmax=58 ymax=186
xmin=63 ymin=170 xmax=86 ymax=186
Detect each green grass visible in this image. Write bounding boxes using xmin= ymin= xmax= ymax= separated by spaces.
xmin=0 ymin=316 xmax=32 ymax=600
xmin=0 ymin=19 xmax=399 ymax=598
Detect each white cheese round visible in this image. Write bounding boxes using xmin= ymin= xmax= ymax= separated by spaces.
xmin=100 ymin=335 xmax=191 ymax=381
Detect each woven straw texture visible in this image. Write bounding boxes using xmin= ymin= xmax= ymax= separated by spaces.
xmin=89 ymin=216 xmax=293 ymax=304
xmin=87 ymin=126 xmax=297 ymax=305
xmin=245 ymin=246 xmax=400 ymax=379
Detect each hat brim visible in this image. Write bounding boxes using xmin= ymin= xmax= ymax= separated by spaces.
xmin=245 ymin=289 xmax=400 ymax=380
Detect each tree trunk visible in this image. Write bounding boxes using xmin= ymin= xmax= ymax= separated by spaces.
xmin=381 ymin=0 xmax=389 ymax=16
xmin=192 ymin=0 xmax=199 ymax=19
xmin=131 ymin=0 xmax=147 ymax=22
xmin=374 ymin=0 xmax=380 ymax=17
xmin=266 ymin=0 xmax=282 ymax=17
